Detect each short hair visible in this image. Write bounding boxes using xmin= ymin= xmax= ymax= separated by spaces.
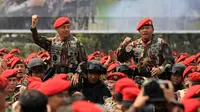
xmin=19 ymin=90 xmax=48 ymax=112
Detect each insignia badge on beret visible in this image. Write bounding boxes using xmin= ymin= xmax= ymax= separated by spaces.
xmin=125 ymin=45 xmax=133 ymax=52
xmin=191 ymin=68 xmax=196 ymax=72
xmin=113 ymin=75 xmax=118 ymax=80
xmin=148 ymin=21 xmax=152 ymax=25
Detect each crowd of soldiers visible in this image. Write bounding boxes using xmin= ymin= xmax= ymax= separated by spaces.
xmin=0 ymin=0 xmax=96 ymax=30
xmin=0 ymin=15 xmax=200 ymax=112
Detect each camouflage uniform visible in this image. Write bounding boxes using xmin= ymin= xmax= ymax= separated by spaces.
xmin=30 ymin=28 xmax=87 ymax=74
xmin=117 ymin=35 xmax=174 ymax=79
xmin=104 ymin=97 xmax=117 ymax=110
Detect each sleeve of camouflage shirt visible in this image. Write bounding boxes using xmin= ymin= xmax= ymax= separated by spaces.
xmin=159 ymin=43 xmax=175 ymax=72
xmin=116 ymin=42 xmax=134 ymax=63
xmin=75 ymin=40 xmax=88 ymax=75
xmin=77 ymin=40 xmax=88 ymax=62
xmin=30 ymin=28 xmax=52 ymax=52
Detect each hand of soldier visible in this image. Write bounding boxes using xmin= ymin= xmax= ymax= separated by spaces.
xmin=121 ymin=37 xmax=132 ymax=47
xmin=109 ymin=50 xmax=117 ymax=63
xmin=31 ymin=15 xmax=39 ymax=28
xmin=132 ymin=87 xmax=149 ymax=109
xmin=71 ymin=73 xmax=79 ymax=85
xmin=151 ymin=67 xmax=162 ymax=76
xmin=160 ymin=81 xmax=175 ymax=103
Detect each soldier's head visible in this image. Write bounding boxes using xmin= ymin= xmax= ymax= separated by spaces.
xmin=87 ymin=60 xmax=106 ymax=84
xmin=1 ymin=69 xmax=17 ymax=93
xmin=107 ymin=72 xmax=127 ymax=95
xmin=11 ymin=57 xmax=26 ymax=80
xmin=54 ymin=17 xmax=70 ymax=41
xmin=0 ymin=77 xmax=8 ymax=111
xmin=19 ymin=90 xmax=48 ymax=112
xmin=27 ymin=58 xmax=46 ymax=79
xmin=38 ymin=78 xmax=71 ymax=112
xmin=136 ymin=18 xmax=154 ymax=43
xmin=171 ymin=63 xmax=186 ymax=86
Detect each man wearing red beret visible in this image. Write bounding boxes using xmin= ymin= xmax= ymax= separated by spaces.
xmin=1 ymin=69 xmax=18 ymax=105
xmin=117 ymin=18 xmax=174 ymax=79
xmin=37 ymin=78 xmax=71 ymax=112
xmin=10 ymin=57 xmax=27 ymax=85
xmin=104 ymin=72 xmax=127 ymax=110
xmin=30 ymin=15 xmax=87 ymax=83
xmin=0 ymin=77 xmax=8 ymax=112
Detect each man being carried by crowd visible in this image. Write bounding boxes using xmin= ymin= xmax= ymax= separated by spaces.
xmin=117 ymin=18 xmax=174 ymax=79
xmin=30 ymin=15 xmax=87 ymax=83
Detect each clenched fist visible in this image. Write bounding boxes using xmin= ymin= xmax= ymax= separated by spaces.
xmin=121 ymin=37 xmax=132 ymax=47
xmin=31 ymin=15 xmax=39 ymax=28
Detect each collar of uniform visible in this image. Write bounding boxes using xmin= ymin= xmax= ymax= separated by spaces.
xmin=56 ymin=34 xmax=72 ymax=42
xmin=141 ymin=34 xmax=155 ymax=47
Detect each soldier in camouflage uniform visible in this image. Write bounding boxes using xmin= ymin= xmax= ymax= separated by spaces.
xmin=104 ymin=72 xmax=126 ymax=111
xmin=117 ymin=18 xmax=174 ymax=79
xmin=30 ymin=15 xmax=87 ymax=84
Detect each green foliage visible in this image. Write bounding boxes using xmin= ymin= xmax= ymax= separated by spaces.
xmin=0 ymin=33 xmax=199 ymax=59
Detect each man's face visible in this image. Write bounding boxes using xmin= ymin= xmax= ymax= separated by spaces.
xmin=6 ymin=77 xmax=17 ymax=93
xmin=170 ymin=74 xmax=182 ymax=86
xmin=56 ymin=24 xmax=70 ymax=41
xmin=107 ymin=80 xmax=116 ymax=95
xmin=48 ymin=91 xmax=68 ymax=112
xmin=87 ymin=73 xmax=100 ymax=84
xmin=14 ymin=63 xmax=25 ymax=79
xmin=183 ymin=76 xmax=189 ymax=88
xmin=139 ymin=25 xmax=154 ymax=43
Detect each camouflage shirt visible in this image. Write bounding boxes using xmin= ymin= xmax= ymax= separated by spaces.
xmin=117 ymin=35 xmax=174 ymax=73
xmin=30 ymin=28 xmax=87 ymax=72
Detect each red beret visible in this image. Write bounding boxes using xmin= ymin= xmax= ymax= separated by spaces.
xmin=28 ymin=81 xmax=42 ymax=90
xmin=172 ymin=51 xmax=177 ymax=56
xmin=182 ymin=55 xmax=197 ymax=66
xmin=183 ymin=85 xmax=200 ymax=100
xmin=107 ymin=72 xmax=127 ymax=81
xmin=3 ymin=54 xmax=15 ymax=61
xmin=1 ymin=69 xmax=17 ymax=78
xmin=176 ymin=55 xmax=188 ymax=63
xmin=28 ymin=76 xmax=42 ymax=83
xmin=38 ymin=78 xmax=70 ymax=96
xmin=122 ymin=87 xmax=140 ymax=101
xmin=53 ymin=17 xmax=70 ymax=28
xmin=37 ymin=50 xmax=45 ymax=56
xmin=9 ymin=48 xmax=19 ymax=54
xmin=100 ymin=56 xmax=108 ymax=64
xmin=0 ymin=48 xmax=8 ymax=53
xmin=115 ymin=78 xmax=138 ymax=94
xmin=24 ymin=52 xmax=38 ymax=64
xmin=107 ymin=63 xmax=119 ymax=72
xmin=197 ymin=58 xmax=200 ymax=63
xmin=181 ymin=99 xmax=200 ymax=112
xmin=196 ymin=52 xmax=200 ymax=58
xmin=72 ymin=100 xmax=103 ymax=112
xmin=88 ymin=55 xmax=95 ymax=61
xmin=188 ymin=72 xmax=200 ymax=82
xmin=53 ymin=74 xmax=69 ymax=80
xmin=10 ymin=57 xmax=23 ymax=69
xmin=92 ymin=51 xmax=101 ymax=56
xmin=136 ymin=18 xmax=153 ymax=30
xmin=0 ymin=77 xmax=8 ymax=89
xmin=183 ymin=66 xmax=197 ymax=78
